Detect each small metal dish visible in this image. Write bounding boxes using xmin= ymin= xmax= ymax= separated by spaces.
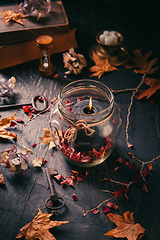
xmin=89 ymin=30 xmax=130 ymax=66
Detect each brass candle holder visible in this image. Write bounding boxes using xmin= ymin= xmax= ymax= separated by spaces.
xmin=89 ymin=31 xmax=130 ymax=66
xmin=37 ymin=35 xmax=54 ymax=77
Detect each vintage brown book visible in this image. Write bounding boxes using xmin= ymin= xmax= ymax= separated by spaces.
xmin=0 ymin=22 xmax=77 ymax=70
xmin=0 ymin=1 xmax=70 ymax=45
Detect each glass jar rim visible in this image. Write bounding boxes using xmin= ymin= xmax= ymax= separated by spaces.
xmin=58 ymin=79 xmax=114 ymax=123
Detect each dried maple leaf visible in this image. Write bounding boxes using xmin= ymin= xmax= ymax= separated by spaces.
xmin=89 ymin=52 xmax=119 ymax=78
xmin=104 ymin=211 xmax=145 ymax=240
xmin=135 ymin=77 xmax=160 ymax=99
xmin=16 ymin=208 xmax=69 ymax=240
xmin=0 ymin=116 xmax=18 ymax=140
xmin=125 ymin=49 xmax=159 ymax=74
xmin=0 ymin=10 xmax=26 ymax=25
xmin=0 ymin=173 xmax=5 ymax=184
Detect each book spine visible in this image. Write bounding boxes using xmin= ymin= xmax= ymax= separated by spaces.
xmin=0 ymin=28 xmax=77 ymax=70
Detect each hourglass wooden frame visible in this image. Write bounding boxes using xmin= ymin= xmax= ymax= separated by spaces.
xmin=36 ymin=35 xmax=54 ymax=77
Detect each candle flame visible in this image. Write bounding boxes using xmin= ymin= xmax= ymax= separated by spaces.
xmin=88 ymin=97 xmax=92 ymax=110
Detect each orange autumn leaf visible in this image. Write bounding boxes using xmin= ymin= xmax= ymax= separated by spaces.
xmin=147 ymin=163 xmax=152 ymax=170
xmin=89 ymin=51 xmax=119 ymax=78
xmin=39 ymin=128 xmax=53 ymax=145
xmin=39 ymin=128 xmax=62 ymax=148
xmin=0 ymin=116 xmax=16 ymax=129
xmin=105 ymin=211 xmax=145 ymax=240
xmin=0 ymin=173 xmax=5 ymax=184
xmin=0 ymin=116 xmax=18 ymax=140
xmin=0 ymin=10 xmax=26 ymax=25
xmin=125 ymin=49 xmax=159 ymax=74
xmin=135 ymin=77 xmax=160 ymax=99
xmin=16 ymin=208 xmax=69 ymax=240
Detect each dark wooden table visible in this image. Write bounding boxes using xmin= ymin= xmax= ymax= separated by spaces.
xmin=0 ymin=1 xmax=160 ymax=240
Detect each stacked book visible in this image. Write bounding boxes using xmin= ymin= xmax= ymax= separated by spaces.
xmin=0 ymin=1 xmax=77 ymax=70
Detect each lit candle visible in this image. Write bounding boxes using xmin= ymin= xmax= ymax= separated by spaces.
xmin=83 ymin=97 xmax=95 ymax=114
xmin=71 ymin=97 xmax=106 ymax=152
xmin=73 ymin=97 xmax=102 ymax=115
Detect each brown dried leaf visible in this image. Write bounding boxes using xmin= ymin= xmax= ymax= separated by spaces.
xmin=0 ymin=129 xmax=17 ymax=140
xmin=89 ymin=52 xmax=119 ymax=78
xmin=39 ymin=128 xmax=53 ymax=145
xmin=0 ymin=10 xmax=26 ymax=25
xmin=0 ymin=173 xmax=5 ymax=184
xmin=32 ymin=156 xmax=43 ymax=167
xmin=39 ymin=128 xmax=62 ymax=148
xmin=0 ymin=116 xmax=16 ymax=129
xmin=125 ymin=49 xmax=159 ymax=74
xmin=16 ymin=208 xmax=69 ymax=240
xmin=135 ymin=77 xmax=160 ymax=99
xmin=0 ymin=116 xmax=18 ymax=140
xmin=105 ymin=211 xmax=145 ymax=240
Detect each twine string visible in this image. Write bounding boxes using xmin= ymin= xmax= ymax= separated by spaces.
xmin=64 ymin=120 xmax=95 ymax=142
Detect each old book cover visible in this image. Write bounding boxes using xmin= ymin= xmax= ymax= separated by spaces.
xmin=0 ymin=1 xmax=70 ymax=45
xmin=0 ymin=22 xmax=77 ymax=70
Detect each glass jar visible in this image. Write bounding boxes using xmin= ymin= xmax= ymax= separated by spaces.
xmin=49 ymin=79 xmax=122 ymax=167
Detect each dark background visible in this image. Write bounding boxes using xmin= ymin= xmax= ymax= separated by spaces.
xmin=0 ymin=1 xmax=160 ymax=240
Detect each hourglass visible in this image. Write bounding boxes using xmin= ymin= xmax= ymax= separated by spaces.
xmin=36 ymin=35 xmax=54 ymax=77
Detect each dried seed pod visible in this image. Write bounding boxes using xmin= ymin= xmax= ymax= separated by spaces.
xmin=63 ymin=47 xmax=87 ymax=75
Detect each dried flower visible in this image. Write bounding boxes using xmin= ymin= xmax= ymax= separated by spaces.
xmin=0 ymin=145 xmax=33 ymax=173
xmin=19 ymin=0 xmax=51 ymax=20
xmin=0 ymin=77 xmax=16 ymax=106
xmin=63 ymin=47 xmax=87 ymax=75
xmin=72 ymin=193 xmax=78 ymax=201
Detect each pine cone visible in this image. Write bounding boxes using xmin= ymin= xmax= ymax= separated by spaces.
xmin=63 ymin=47 xmax=87 ymax=75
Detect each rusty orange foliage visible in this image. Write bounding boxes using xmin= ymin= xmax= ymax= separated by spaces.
xmin=136 ymin=77 xmax=160 ymax=99
xmin=16 ymin=208 xmax=69 ymax=240
xmin=105 ymin=211 xmax=145 ymax=240
xmin=89 ymin=52 xmax=119 ymax=78
xmin=0 ymin=116 xmax=18 ymax=140
xmin=125 ymin=49 xmax=159 ymax=74
xmin=0 ymin=10 xmax=26 ymax=25
xmin=39 ymin=128 xmax=62 ymax=149
xmin=0 ymin=173 xmax=5 ymax=184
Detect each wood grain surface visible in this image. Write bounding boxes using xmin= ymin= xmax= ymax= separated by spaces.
xmin=0 ymin=1 xmax=160 ymax=240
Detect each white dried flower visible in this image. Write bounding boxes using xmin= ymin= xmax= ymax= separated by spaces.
xmin=63 ymin=47 xmax=87 ymax=75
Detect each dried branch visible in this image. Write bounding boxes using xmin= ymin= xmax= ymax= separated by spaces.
xmin=83 ymin=196 xmax=116 ymax=216
xmin=126 ymin=61 xmax=153 ymax=147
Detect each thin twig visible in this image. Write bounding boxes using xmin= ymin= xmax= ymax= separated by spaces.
xmin=113 ymin=88 xmax=137 ymax=94
xmin=0 ymin=207 xmax=29 ymax=223
xmin=126 ymin=61 xmax=153 ymax=147
xmin=83 ymin=196 xmax=116 ymax=216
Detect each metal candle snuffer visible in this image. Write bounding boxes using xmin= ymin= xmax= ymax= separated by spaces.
xmin=49 ymin=79 xmax=122 ymax=167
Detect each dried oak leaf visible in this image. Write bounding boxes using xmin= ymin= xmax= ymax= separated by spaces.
xmin=125 ymin=49 xmax=159 ymax=74
xmin=135 ymin=77 xmax=160 ymax=99
xmin=0 ymin=173 xmax=5 ymax=184
xmin=105 ymin=211 xmax=145 ymax=240
xmin=89 ymin=52 xmax=119 ymax=78
xmin=0 ymin=116 xmax=18 ymax=140
xmin=16 ymin=208 xmax=69 ymax=240
xmin=0 ymin=10 xmax=26 ymax=25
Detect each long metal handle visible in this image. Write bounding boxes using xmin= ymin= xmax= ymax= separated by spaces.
xmin=45 ymin=168 xmax=58 ymax=201
xmin=0 ymin=102 xmax=31 ymax=110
